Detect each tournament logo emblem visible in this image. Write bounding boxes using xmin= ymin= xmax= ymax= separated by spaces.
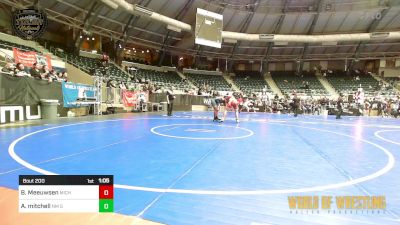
xmin=12 ymin=8 xmax=48 ymax=40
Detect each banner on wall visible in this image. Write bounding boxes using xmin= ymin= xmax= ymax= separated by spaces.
xmin=61 ymin=82 xmax=96 ymax=108
xmin=122 ymin=90 xmax=149 ymax=107
xmin=13 ymin=48 xmax=52 ymax=69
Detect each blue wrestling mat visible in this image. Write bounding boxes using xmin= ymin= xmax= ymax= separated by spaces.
xmin=1 ymin=112 xmax=399 ymax=225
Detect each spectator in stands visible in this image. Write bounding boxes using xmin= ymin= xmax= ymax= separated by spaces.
xmin=47 ymin=69 xmax=57 ymax=82
xmin=14 ymin=63 xmax=30 ymax=77
xmin=30 ymin=63 xmax=43 ymax=79
xmin=101 ymin=53 xmax=110 ymax=67
xmin=119 ymin=82 xmax=127 ymax=90
xmin=60 ymin=71 xmax=68 ymax=82
xmin=1 ymin=62 xmax=14 ymax=74
xmin=383 ymin=99 xmax=391 ymax=118
xmin=312 ymin=99 xmax=321 ymax=115
xmin=155 ymin=86 xmax=162 ymax=93
xmin=106 ymin=78 xmax=116 ymax=88
xmin=57 ymin=72 xmax=64 ymax=82
xmin=242 ymin=98 xmax=253 ymax=112
xmin=41 ymin=65 xmax=50 ymax=77
xmin=56 ymin=71 xmax=67 ymax=82
xmin=137 ymin=92 xmax=146 ymax=111
xmin=105 ymin=78 xmax=117 ymax=103
xmin=365 ymin=100 xmax=372 ymax=116
xmin=166 ymin=88 xmax=175 ymax=116
xmin=261 ymin=92 xmax=270 ymax=112
xmin=393 ymin=100 xmax=400 ymax=118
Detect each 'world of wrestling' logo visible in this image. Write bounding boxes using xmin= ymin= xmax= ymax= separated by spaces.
xmin=12 ymin=8 xmax=47 ymax=40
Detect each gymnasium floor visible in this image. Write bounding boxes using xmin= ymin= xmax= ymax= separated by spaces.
xmin=0 ymin=111 xmax=400 ymax=225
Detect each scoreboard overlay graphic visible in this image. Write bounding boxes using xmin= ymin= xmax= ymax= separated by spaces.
xmin=19 ymin=175 xmax=113 ymax=213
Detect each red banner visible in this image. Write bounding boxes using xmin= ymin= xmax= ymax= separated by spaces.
xmin=122 ymin=90 xmax=135 ymax=107
xmin=122 ymin=90 xmax=149 ymax=107
xmin=13 ymin=48 xmax=52 ymax=69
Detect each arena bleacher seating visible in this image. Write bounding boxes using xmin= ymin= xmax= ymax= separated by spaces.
xmin=4 ymin=38 xmax=188 ymax=91
xmin=36 ymin=39 xmax=127 ymax=80
xmin=379 ymin=77 xmax=400 ymax=97
xmin=325 ymin=71 xmax=379 ymax=96
xmin=185 ymin=73 xmax=233 ymax=92
xmin=123 ymin=57 xmax=146 ymax=65
xmin=384 ymin=77 xmax=400 ymax=83
xmin=0 ymin=36 xmax=396 ymax=100
xmin=271 ymin=71 xmax=328 ymax=97
xmin=50 ymin=49 xmax=128 ymax=80
xmin=0 ymin=39 xmax=36 ymax=52
xmin=129 ymin=69 xmax=190 ymax=91
xmin=232 ymin=71 xmax=271 ymax=95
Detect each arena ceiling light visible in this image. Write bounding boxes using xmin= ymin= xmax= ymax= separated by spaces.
xmin=259 ymin=34 xmax=275 ymax=40
xmin=322 ymin=41 xmax=337 ymax=46
xmin=100 ymin=0 xmax=119 ymax=9
xmin=274 ymin=42 xmax=288 ymax=46
xmin=133 ymin=4 xmax=153 ymax=16
xmin=395 ymin=59 xmax=400 ymax=67
xmin=222 ymin=31 xmax=400 ymax=43
xmin=167 ymin=25 xmax=182 ymax=33
xmin=370 ymin=32 xmax=390 ymax=39
xmin=224 ymin=39 xmax=237 ymax=44
xmin=325 ymin=4 xmax=332 ymax=11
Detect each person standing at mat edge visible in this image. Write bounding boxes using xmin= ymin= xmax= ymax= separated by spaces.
xmin=166 ymin=88 xmax=175 ymax=116
xmin=336 ymin=93 xmax=344 ymax=119
xmin=292 ymin=93 xmax=300 ymax=117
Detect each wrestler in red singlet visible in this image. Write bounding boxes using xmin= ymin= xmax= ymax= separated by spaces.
xmin=221 ymin=95 xmax=240 ymax=123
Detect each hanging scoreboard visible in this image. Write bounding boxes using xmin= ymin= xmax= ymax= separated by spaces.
xmin=19 ymin=175 xmax=113 ymax=213
xmin=195 ymin=8 xmax=223 ymax=48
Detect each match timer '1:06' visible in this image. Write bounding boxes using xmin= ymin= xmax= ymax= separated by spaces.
xmin=98 ymin=177 xmax=110 ymax=184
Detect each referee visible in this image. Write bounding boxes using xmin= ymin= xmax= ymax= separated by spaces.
xmin=336 ymin=93 xmax=344 ymax=119
xmin=166 ymin=88 xmax=175 ymax=116
xmin=292 ymin=93 xmax=300 ymax=117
